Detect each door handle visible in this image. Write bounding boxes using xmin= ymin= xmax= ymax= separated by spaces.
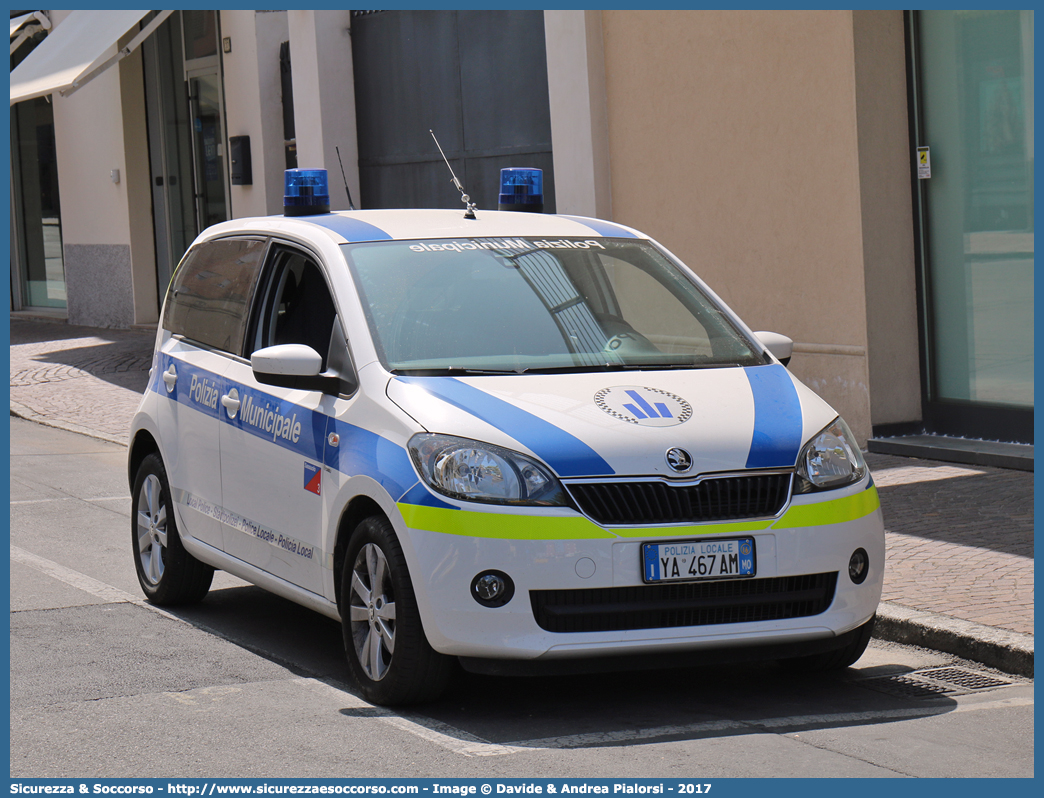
xmin=162 ymin=365 xmax=177 ymax=392
xmin=221 ymin=388 xmax=241 ymax=419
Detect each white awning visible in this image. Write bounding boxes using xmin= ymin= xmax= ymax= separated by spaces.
xmin=11 ymin=13 xmax=38 ymax=38
xmin=10 ymin=11 xmax=50 ymax=55
xmin=10 ymin=10 xmax=171 ymax=105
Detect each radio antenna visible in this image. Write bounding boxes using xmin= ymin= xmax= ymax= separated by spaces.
xmin=335 ymin=146 xmax=356 ymax=211
xmin=430 ymin=129 xmax=476 ymax=219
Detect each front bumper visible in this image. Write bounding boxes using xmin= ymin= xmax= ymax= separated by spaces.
xmin=396 ymin=478 xmax=884 ymax=661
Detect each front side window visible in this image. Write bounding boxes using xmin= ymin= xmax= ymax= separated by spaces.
xmin=163 ymin=237 xmax=266 ymax=353
xmin=342 ymin=237 xmax=764 ymax=374
xmin=249 ymin=247 xmax=338 ymax=369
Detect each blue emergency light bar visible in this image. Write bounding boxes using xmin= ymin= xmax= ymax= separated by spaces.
xmin=498 ymin=167 xmax=543 ymax=213
xmin=284 ymin=168 xmax=331 ymax=216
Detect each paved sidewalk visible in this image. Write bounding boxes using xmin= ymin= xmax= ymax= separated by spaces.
xmin=8 ymin=319 xmax=1034 ymax=675
xmin=10 ymin=319 xmax=154 ymax=445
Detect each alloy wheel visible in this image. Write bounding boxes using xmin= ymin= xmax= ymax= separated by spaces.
xmin=136 ymin=474 xmax=168 ymax=586
xmin=348 ymin=542 xmax=397 ymax=681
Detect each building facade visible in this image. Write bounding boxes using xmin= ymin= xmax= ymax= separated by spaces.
xmin=9 ymin=9 xmax=1034 ymax=447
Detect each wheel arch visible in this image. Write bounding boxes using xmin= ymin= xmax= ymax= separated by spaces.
xmin=128 ymin=429 xmax=161 ymax=490
xmin=333 ymin=495 xmax=387 ymax=611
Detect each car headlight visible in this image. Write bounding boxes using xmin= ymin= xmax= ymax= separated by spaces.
xmin=408 ymin=433 xmax=569 ymax=506
xmin=795 ymin=417 xmax=867 ymax=493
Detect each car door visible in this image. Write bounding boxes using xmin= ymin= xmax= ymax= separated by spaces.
xmin=152 ymin=236 xmax=267 ymax=553
xmin=217 ymin=243 xmax=336 ymax=595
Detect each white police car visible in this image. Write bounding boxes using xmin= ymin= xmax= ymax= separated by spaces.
xmin=129 ymin=168 xmax=884 ymax=705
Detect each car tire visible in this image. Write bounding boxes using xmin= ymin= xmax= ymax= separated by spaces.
xmin=781 ymin=615 xmax=876 ymax=672
xmin=341 ymin=515 xmax=454 ymax=706
xmin=132 ymin=453 xmax=214 ymax=604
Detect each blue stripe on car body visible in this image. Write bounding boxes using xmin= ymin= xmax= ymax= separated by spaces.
xmin=152 ymin=354 xmax=423 ymax=500
xmin=155 ymin=353 xmax=224 ymax=423
xmin=325 ymin=417 xmax=420 ymax=502
xmin=301 ymin=215 xmax=394 ymax=243
xmin=397 ymin=482 xmax=458 ymax=510
xmin=156 ymin=357 xmax=804 ymax=506
xmin=558 ymin=215 xmax=639 ymax=239
xmin=395 ymin=377 xmax=615 ymax=477
xmin=743 ymin=364 xmax=803 ymax=469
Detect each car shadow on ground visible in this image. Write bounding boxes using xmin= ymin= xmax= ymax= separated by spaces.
xmin=166 ymin=583 xmax=961 ymax=750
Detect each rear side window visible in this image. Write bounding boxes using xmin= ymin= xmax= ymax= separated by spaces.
xmin=163 ymin=238 xmax=266 ymax=354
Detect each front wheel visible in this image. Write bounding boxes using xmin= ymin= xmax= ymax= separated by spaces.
xmin=780 ymin=615 xmax=876 ymax=672
xmin=131 ymin=453 xmax=214 ymax=604
xmin=341 ymin=515 xmax=453 ymax=705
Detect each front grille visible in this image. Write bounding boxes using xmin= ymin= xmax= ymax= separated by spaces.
xmin=566 ymin=473 xmax=791 ymax=526
xmin=530 ymin=572 xmax=837 ymax=633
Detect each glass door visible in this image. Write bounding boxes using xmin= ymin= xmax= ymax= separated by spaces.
xmin=142 ymin=11 xmax=197 ymax=303
xmin=10 ymin=37 xmax=66 ymax=311
xmin=182 ymin=10 xmax=228 ymax=234
xmin=910 ymin=10 xmax=1034 ymax=442
xmin=187 ymin=72 xmax=229 ymax=232
xmin=141 ymin=10 xmax=228 ymax=305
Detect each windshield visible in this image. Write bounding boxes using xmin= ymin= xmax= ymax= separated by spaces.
xmin=341 ymin=237 xmax=766 ymax=374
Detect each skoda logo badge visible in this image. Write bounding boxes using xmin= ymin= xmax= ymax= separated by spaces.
xmin=594 ymin=386 xmax=693 ymax=427
xmin=666 ymin=448 xmax=692 ymax=473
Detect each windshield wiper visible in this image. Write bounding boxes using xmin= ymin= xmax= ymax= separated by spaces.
xmin=390 ymin=366 xmax=530 ymax=376
xmin=509 ymin=362 xmax=733 ymax=375
xmin=624 ymin=362 xmax=732 ymax=370
xmin=391 ymin=362 xmax=740 ymax=377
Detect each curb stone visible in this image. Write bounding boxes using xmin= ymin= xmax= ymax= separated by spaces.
xmin=10 ymin=403 xmax=129 ymax=448
xmin=874 ymin=601 xmax=1033 ymax=677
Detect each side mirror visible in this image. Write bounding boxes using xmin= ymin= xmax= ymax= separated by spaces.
xmin=251 ymin=344 xmax=341 ymax=393
xmin=251 ymin=344 xmax=323 ymax=376
xmin=753 ymin=331 xmax=793 ymax=367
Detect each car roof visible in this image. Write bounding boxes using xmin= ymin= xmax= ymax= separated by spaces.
xmin=198 ymin=208 xmax=646 ymax=246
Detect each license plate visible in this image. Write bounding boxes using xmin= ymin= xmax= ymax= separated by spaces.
xmin=642 ymin=537 xmax=756 ymax=583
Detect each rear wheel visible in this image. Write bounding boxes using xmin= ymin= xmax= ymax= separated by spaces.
xmin=132 ymin=453 xmax=214 ymax=604
xmin=341 ymin=515 xmax=453 ymax=705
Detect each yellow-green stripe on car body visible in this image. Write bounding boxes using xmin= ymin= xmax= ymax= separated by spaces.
xmin=398 ymin=484 xmax=880 ymax=540
xmin=772 ymin=485 xmax=880 ymax=529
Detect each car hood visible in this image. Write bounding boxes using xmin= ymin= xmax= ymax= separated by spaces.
xmin=385 ymin=364 xmax=838 ymax=479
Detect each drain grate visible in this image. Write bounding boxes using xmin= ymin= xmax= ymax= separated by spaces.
xmin=859 ymin=666 xmax=1013 ymax=699
xmin=917 ymin=667 xmax=1012 ymax=691
xmin=864 ymin=673 xmax=961 ymax=698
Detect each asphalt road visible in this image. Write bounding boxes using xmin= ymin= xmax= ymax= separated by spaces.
xmin=8 ymin=417 xmax=1034 ymax=779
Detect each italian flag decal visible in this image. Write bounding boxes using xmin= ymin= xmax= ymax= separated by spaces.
xmin=303 ymin=462 xmax=322 ymax=496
